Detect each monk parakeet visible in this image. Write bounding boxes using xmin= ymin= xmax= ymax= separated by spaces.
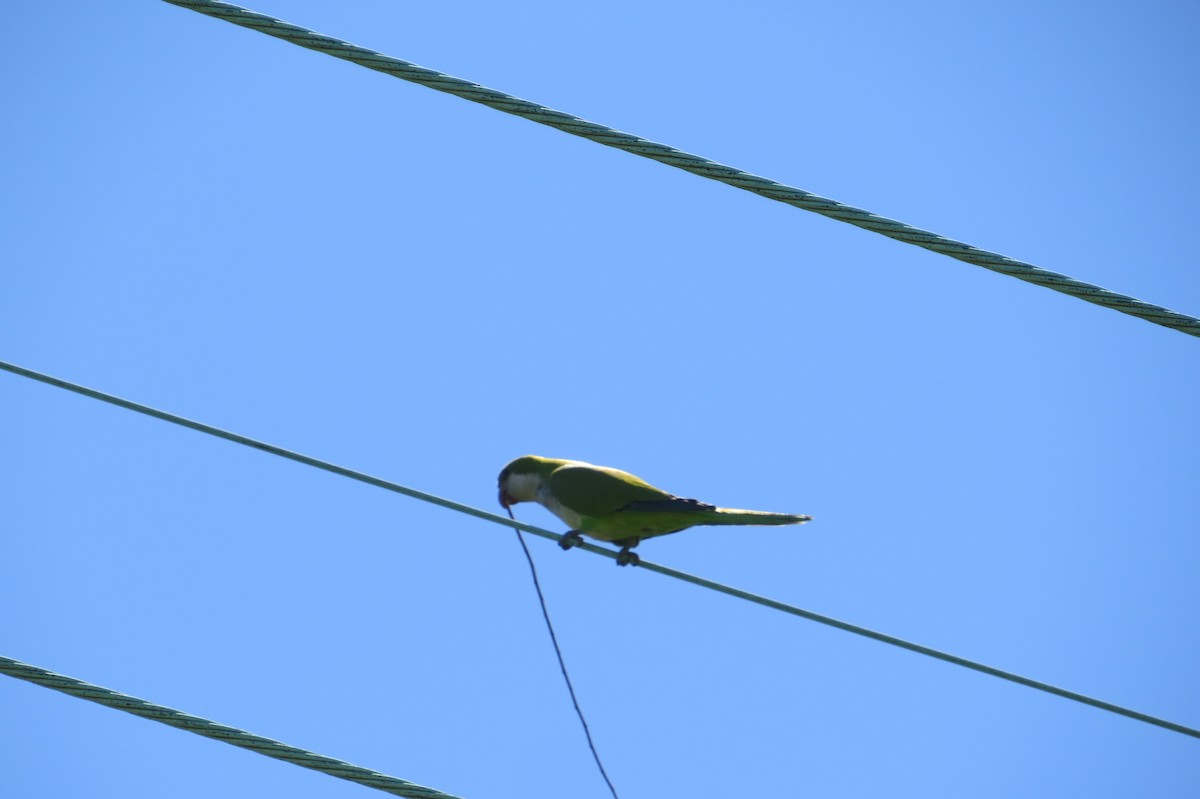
xmin=498 ymin=455 xmax=812 ymax=566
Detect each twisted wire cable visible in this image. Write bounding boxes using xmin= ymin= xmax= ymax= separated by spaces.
xmin=0 ymin=655 xmax=463 ymax=799
xmin=159 ymin=0 xmax=1200 ymax=338
xmin=3 ymin=358 xmax=1197 ymax=740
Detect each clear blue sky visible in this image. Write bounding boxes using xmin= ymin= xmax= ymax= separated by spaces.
xmin=3 ymin=2 xmax=1198 ymax=797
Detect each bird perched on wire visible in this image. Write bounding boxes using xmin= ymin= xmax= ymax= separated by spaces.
xmin=498 ymin=455 xmax=812 ymax=566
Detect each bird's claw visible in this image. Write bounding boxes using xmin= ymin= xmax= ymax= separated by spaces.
xmin=615 ymin=548 xmax=640 ymax=567
xmin=558 ymin=531 xmax=583 ymax=551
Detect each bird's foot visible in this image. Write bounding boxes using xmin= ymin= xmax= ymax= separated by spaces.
xmin=558 ymin=531 xmax=584 ymax=551
xmin=615 ymin=547 xmax=640 ymax=567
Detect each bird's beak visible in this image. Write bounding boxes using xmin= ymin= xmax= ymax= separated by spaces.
xmin=499 ymin=488 xmax=515 ymax=508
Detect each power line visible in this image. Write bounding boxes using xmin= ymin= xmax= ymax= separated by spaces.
xmin=158 ymin=0 xmax=1200 ymax=339
xmin=0 ymin=655 xmax=463 ymax=799
xmin=3 ymin=358 xmax=1197 ymax=740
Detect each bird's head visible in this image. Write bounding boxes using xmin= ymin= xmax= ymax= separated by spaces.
xmin=497 ymin=455 xmax=564 ymax=508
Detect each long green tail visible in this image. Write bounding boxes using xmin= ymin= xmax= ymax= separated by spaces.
xmin=705 ymin=508 xmax=813 ymax=526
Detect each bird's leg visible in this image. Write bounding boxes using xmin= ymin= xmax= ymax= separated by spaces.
xmin=558 ymin=530 xmax=584 ymax=551
xmin=614 ymin=537 xmax=641 ymax=567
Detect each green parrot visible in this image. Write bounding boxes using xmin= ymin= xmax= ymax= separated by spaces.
xmin=497 ymin=455 xmax=812 ymax=566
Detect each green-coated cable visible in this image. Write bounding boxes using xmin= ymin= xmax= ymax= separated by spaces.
xmin=157 ymin=0 xmax=1200 ymax=339
xmin=3 ymin=358 xmax=1197 ymax=741
xmin=0 ymin=655 xmax=463 ymax=799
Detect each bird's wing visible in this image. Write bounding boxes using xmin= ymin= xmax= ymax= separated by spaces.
xmin=547 ymin=463 xmax=675 ymax=517
xmin=619 ymin=497 xmax=717 ymax=513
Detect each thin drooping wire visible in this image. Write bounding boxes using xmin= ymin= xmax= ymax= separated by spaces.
xmin=0 ymin=655 xmax=462 ymax=799
xmin=510 ymin=515 xmax=621 ymax=799
xmin=159 ymin=0 xmax=1200 ymax=339
xmin=3 ymin=358 xmax=1198 ymax=741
